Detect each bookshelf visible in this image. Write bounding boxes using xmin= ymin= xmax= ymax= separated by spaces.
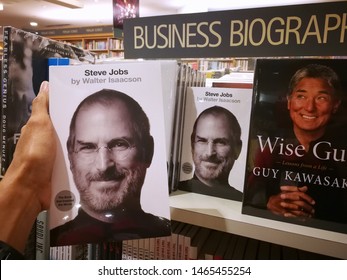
xmin=0 ymin=41 xmax=3 ymax=59
xmin=169 ymin=191 xmax=347 ymax=259
xmin=181 ymin=58 xmax=255 ymax=72
xmin=108 ymin=38 xmax=125 ymax=58
xmin=48 ymin=34 xmax=124 ymax=59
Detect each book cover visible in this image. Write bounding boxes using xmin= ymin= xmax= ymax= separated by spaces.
xmin=1 ymin=26 xmax=95 ymax=177
xmin=177 ymin=86 xmax=253 ymax=201
xmin=242 ymin=58 xmax=347 ymax=234
xmin=48 ymin=62 xmax=172 ymax=246
xmin=100 ymin=59 xmax=179 ymax=170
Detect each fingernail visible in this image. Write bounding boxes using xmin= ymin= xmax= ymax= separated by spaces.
xmin=40 ymin=81 xmax=49 ymax=92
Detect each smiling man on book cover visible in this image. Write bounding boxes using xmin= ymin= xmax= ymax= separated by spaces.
xmin=242 ymin=58 xmax=347 ymax=234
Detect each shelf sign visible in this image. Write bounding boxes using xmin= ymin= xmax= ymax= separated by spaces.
xmin=38 ymin=25 xmax=114 ymax=37
xmin=123 ymin=1 xmax=347 ymax=59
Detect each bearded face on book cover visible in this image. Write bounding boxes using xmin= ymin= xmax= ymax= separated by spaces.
xmin=242 ymin=58 xmax=347 ymax=234
xmin=48 ymin=62 xmax=172 ymax=247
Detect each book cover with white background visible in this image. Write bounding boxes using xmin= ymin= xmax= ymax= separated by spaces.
xmin=48 ymin=62 xmax=171 ymax=234
xmin=178 ymin=86 xmax=253 ymax=196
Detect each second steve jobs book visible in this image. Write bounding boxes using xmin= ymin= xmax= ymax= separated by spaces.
xmin=49 ymin=62 xmax=172 ymax=246
xmin=242 ymin=58 xmax=347 ymax=234
xmin=177 ymin=86 xmax=253 ymax=201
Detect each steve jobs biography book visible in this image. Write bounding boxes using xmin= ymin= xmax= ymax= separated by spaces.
xmin=177 ymin=86 xmax=253 ymax=201
xmin=48 ymin=62 xmax=172 ymax=246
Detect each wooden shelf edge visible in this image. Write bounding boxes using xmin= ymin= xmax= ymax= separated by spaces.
xmin=169 ymin=191 xmax=347 ymax=259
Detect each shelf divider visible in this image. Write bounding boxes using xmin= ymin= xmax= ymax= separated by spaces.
xmin=169 ymin=191 xmax=347 ymax=259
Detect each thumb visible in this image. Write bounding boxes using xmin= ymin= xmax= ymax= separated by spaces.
xmin=31 ymin=81 xmax=49 ymax=116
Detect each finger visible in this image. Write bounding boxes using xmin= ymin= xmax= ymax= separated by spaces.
xmin=280 ymin=200 xmax=315 ymax=215
xmin=31 ymin=81 xmax=49 ymax=116
xmin=293 ymin=201 xmax=315 ymax=215
xmin=280 ymin=191 xmax=315 ymax=205
xmin=283 ymin=211 xmax=299 ymax=218
xmin=284 ymin=210 xmax=312 ymax=218
xmin=298 ymin=186 xmax=308 ymax=192
xmin=280 ymin=201 xmax=298 ymax=210
xmin=298 ymin=192 xmax=315 ymax=205
xmin=280 ymin=185 xmax=308 ymax=193
xmin=280 ymin=185 xmax=300 ymax=192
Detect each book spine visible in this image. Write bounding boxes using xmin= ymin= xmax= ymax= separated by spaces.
xmin=132 ymin=239 xmax=139 ymax=260
xmin=49 ymin=247 xmax=55 ymax=260
xmin=121 ymin=240 xmax=128 ymax=260
xmin=183 ymin=236 xmax=192 ymax=260
xmin=171 ymin=232 xmax=178 ymax=260
xmin=35 ymin=211 xmax=49 ymax=259
xmin=149 ymin=238 xmax=155 ymax=260
xmin=1 ymin=27 xmax=10 ymax=177
xmin=143 ymin=238 xmax=150 ymax=260
xmin=165 ymin=235 xmax=172 ymax=260
xmin=138 ymin=239 xmax=145 ymax=260
xmin=160 ymin=237 xmax=166 ymax=260
xmin=155 ymin=237 xmax=161 ymax=260
xmin=108 ymin=242 xmax=115 ymax=260
xmin=177 ymin=231 xmax=185 ymax=260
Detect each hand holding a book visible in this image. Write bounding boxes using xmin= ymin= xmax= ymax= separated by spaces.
xmin=267 ymin=186 xmax=316 ymax=219
xmin=0 ymin=81 xmax=56 ymax=254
